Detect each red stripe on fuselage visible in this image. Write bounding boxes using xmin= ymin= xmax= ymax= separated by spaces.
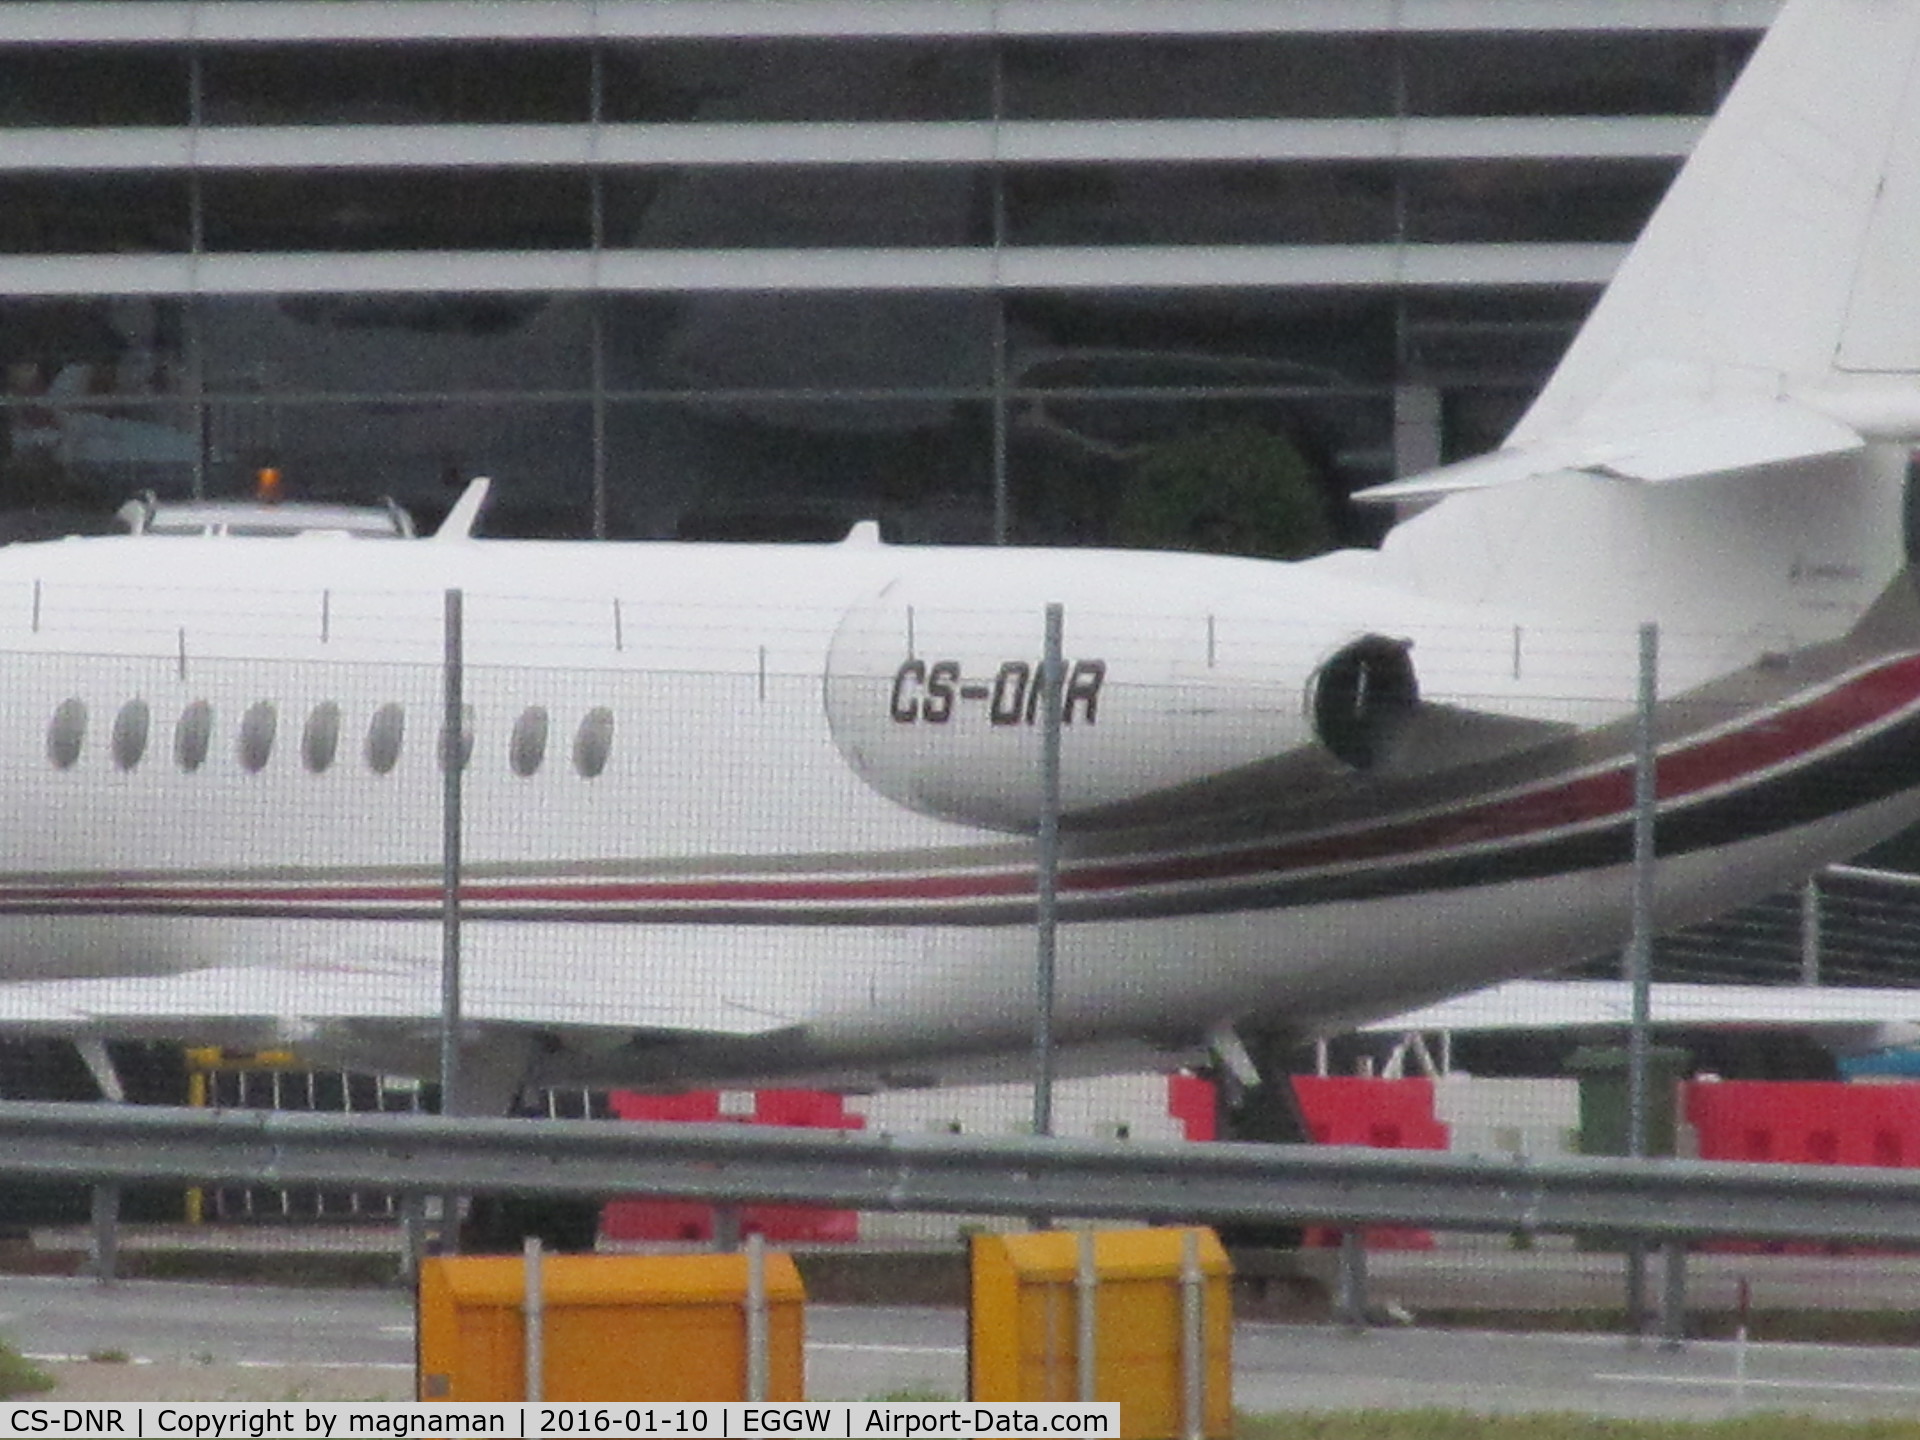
xmin=1060 ymin=651 xmax=1920 ymax=896
xmin=4 ymin=653 xmax=1919 ymax=914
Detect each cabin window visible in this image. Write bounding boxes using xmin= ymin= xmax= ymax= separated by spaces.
xmin=573 ymin=706 xmax=614 ymax=779
xmin=510 ymin=705 xmax=549 ymax=777
xmin=302 ymin=701 xmax=341 ymax=773
xmin=175 ymin=700 xmax=212 ymax=771
xmin=238 ymin=700 xmax=277 ymax=773
xmin=47 ymin=698 xmax=86 ymax=770
xmin=366 ymin=702 xmax=404 ymax=775
xmin=111 ymin=699 xmax=150 ymax=771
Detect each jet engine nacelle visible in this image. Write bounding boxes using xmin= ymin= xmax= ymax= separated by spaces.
xmin=1308 ymin=634 xmax=1419 ymax=771
xmin=823 ymin=574 xmax=1417 ymax=833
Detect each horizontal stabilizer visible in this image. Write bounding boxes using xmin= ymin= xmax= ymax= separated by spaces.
xmin=1355 ymin=400 xmax=1863 ymax=507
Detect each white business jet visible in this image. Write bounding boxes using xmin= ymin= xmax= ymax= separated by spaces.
xmin=2 ymin=0 xmax=1920 ymax=1112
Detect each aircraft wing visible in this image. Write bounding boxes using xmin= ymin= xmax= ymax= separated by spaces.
xmin=1363 ymin=980 xmax=1920 ymax=1054
xmin=0 ymin=955 xmax=795 ymax=1054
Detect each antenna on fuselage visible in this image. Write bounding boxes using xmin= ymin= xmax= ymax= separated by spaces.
xmin=434 ymin=477 xmax=492 ymax=541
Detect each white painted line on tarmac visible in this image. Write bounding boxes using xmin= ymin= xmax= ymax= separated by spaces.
xmin=1595 ymin=1373 xmax=1920 ymax=1395
xmin=25 ymin=1354 xmax=154 ymax=1366
xmin=809 ymin=1344 xmax=964 ymax=1355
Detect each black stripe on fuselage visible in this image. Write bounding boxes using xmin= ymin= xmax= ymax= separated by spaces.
xmin=1052 ymin=690 xmax=1920 ymax=923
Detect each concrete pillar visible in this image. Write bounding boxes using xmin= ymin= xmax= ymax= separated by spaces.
xmin=1393 ymin=383 xmax=1443 ymax=479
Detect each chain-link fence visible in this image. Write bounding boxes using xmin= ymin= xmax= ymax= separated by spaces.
xmin=0 ymin=574 xmax=1915 ymax=1329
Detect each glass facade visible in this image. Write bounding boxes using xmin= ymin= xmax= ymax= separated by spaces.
xmin=0 ymin=2 xmax=1770 ymax=547
xmin=1400 ymin=33 xmax=1753 ymax=117
xmin=0 ymin=176 xmax=192 ymax=254
xmin=201 ymin=172 xmax=596 ymax=252
xmin=0 ymin=46 xmax=191 ymax=127
xmin=609 ymin=167 xmax=989 ymax=249
xmin=1003 ymin=164 xmax=1399 ymax=247
xmin=601 ymin=39 xmax=993 ymax=123
xmin=1400 ymin=161 xmax=1675 ymax=245
xmin=1001 ymin=34 xmax=1399 ymax=120
xmin=200 ymin=43 xmax=592 ymax=126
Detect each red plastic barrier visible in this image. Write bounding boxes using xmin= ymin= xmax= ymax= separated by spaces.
xmin=1167 ymin=1073 xmax=1218 ymax=1142
xmin=599 ymin=1200 xmax=861 ymax=1245
xmin=609 ymin=1090 xmax=721 ymax=1123
xmin=1684 ymin=1081 xmax=1920 ymax=1253
xmin=1292 ymin=1077 xmax=1449 ymax=1148
xmin=1162 ymin=1075 xmax=1451 ymax=1149
xmin=1292 ymin=1078 xmax=1449 ymax=1251
xmin=607 ymin=1199 xmax=713 ymax=1244
xmin=742 ymin=1203 xmax=860 ymax=1243
xmin=1685 ymin=1081 xmax=1920 ymax=1167
xmin=754 ymin=1089 xmax=862 ymax=1128
xmin=603 ymin=1089 xmax=863 ymax=1243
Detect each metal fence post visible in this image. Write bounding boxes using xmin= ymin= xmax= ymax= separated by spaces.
xmin=87 ymin=1183 xmax=119 ymax=1286
xmin=399 ymin=1193 xmax=427 ymax=1283
xmin=1733 ymin=1276 xmax=1751 ymax=1404
xmin=1033 ymin=602 xmax=1065 ymax=1145
xmin=1658 ymin=1240 xmax=1687 ymax=1351
xmin=1179 ymin=1228 xmax=1205 ymax=1440
xmin=1075 ymin=1229 xmax=1097 ymax=1402
xmin=1335 ymin=1229 xmax=1368 ymax=1329
xmin=745 ymin=1231 xmax=769 ymax=1402
xmin=1624 ymin=619 xmax=1659 ymax=1337
xmin=440 ymin=587 xmax=465 ymax=1250
xmin=522 ymin=1235 xmax=545 ymax=1402
xmin=1800 ymin=879 xmax=1822 ymax=986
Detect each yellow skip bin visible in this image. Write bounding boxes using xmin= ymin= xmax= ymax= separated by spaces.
xmin=418 ymin=1248 xmax=804 ymax=1402
xmin=970 ymin=1226 xmax=1232 ymax=1440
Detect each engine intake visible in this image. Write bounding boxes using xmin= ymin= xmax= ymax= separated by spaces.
xmin=1311 ymin=634 xmax=1418 ymax=770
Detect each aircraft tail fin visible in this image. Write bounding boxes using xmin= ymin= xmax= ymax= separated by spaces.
xmin=1511 ymin=0 xmax=1920 ymax=446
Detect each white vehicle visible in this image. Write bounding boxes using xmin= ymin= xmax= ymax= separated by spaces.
xmin=0 ymin=0 xmax=1915 ymax=1114
xmin=116 ymin=491 xmax=416 ymax=539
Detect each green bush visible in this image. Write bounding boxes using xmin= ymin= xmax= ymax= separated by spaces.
xmin=1114 ymin=423 xmax=1333 ymax=560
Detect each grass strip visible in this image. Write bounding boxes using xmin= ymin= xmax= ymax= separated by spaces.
xmin=1237 ymin=1415 xmax=1920 ymax=1440
xmin=0 ymin=1343 xmax=53 ymax=1400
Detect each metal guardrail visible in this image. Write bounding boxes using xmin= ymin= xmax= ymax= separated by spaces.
xmin=8 ymin=1100 xmax=1920 ymax=1245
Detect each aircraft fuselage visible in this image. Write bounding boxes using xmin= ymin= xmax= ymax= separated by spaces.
xmin=0 ymin=511 xmax=1914 ymax=1092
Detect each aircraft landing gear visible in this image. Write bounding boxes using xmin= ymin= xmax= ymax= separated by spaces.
xmin=438 ymin=1070 xmax=603 ymax=1255
xmin=1210 ymin=1024 xmax=1312 ymax=1144
xmin=458 ymin=1195 xmax=601 ymax=1255
xmin=1208 ymin=1026 xmax=1311 ymax=1251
